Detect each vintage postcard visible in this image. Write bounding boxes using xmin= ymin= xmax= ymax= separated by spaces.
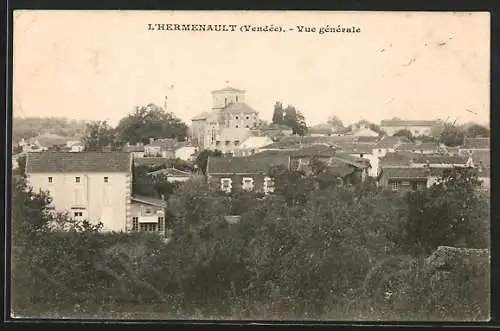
xmin=11 ymin=10 xmax=490 ymax=321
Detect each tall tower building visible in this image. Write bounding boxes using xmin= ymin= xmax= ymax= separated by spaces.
xmin=211 ymin=86 xmax=246 ymax=111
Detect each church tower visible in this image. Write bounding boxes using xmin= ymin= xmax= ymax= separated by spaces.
xmin=211 ymin=86 xmax=246 ymax=111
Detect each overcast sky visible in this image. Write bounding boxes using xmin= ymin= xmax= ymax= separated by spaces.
xmin=13 ymin=11 xmax=490 ymax=127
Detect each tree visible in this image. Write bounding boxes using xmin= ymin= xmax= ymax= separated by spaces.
xmin=115 ymin=104 xmax=188 ymax=145
xmin=439 ymin=126 xmax=465 ymax=147
xmin=272 ymin=102 xmax=284 ymax=124
xmin=464 ymin=124 xmax=489 ymax=138
xmin=369 ymin=123 xmax=385 ymax=137
xmin=194 ymin=149 xmax=222 ymax=175
xmin=82 ymin=121 xmax=118 ymax=152
xmin=327 ymin=115 xmax=344 ymax=130
xmin=271 ymin=102 xmax=308 ymax=136
xmin=402 ymin=167 xmax=489 ymax=255
xmin=393 ymin=129 xmax=414 ymax=141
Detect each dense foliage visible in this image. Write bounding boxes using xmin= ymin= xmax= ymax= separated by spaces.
xmin=11 ymin=167 xmax=489 ymax=320
xmin=393 ymin=129 xmax=414 ymax=142
xmin=13 ymin=117 xmax=87 ymax=144
xmin=115 ymin=104 xmax=189 ymax=145
xmin=82 ymin=121 xmax=120 ymax=152
xmin=272 ymin=102 xmax=308 ymax=136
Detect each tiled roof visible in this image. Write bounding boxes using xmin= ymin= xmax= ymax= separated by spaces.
xmin=333 ymin=153 xmax=371 ymax=169
xmin=148 ymin=138 xmax=178 ymax=148
xmin=207 ymin=155 xmax=290 ymax=174
xmin=29 ymin=134 xmax=73 ymax=147
xmin=26 ymin=152 xmax=132 ymax=173
xmin=131 ymin=195 xmax=167 ymax=208
xmin=375 ymin=136 xmax=410 ymax=149
xmin=222 ymin=102 xmax=258 ymax=114
xmin=380 ymin=152 xmax=414 ymax=166
xmin=133 ymin=157 xmax=173 ymax=167
xmin=380 ymin=119 xmax=439 ymax=127
xmin=239 ymin=136 xmax=274 ymax=149
xmin=191 ymin=111 xmax=212 ymax=121
xmin=257 ymin=145 xmax=338 ymax=158
xmin=263 ymin=135 xmax=373 ymax=149
xmin=412 ymin=155 xmax=468 ymax=165
xmin=382 ymin=167 xmax=445 ymax=179
xmin=147 ymin=167 xmax=192 ymax=177
xmin=461 ymin=138 xmax=490 ymax=150
xmin=123 ymin=145 xmax=145 ymax=152
xmin=395 ymin=142 xmax=439 ymax=152
xmin=212 ymin=86 xmax=246 ymax=94
xmin=334 ymin=143 xmax=376 ymax=154
xmin=323 ymin=161 xmax=355 ymax=177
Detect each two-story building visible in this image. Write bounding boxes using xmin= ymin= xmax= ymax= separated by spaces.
xmin=380 ymin=119 xmax=442 ymax=137
xmin=206 ymin=155 xmax=291 ymax=194
xmin=25 ymin=152 xmax=133 ymax=232
xmin=377 ymin=167 xmax=445 ymax=192
xmin=130 ymin=195 xmax=168 ymax=235
xmin=394 ymin=142 xmax=441 ymax=154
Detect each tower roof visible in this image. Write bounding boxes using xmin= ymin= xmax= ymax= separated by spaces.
xmin=211 ymin=86 xmax=246 ymax=94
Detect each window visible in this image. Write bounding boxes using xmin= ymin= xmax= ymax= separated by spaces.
xmin=235 ymin=116 xmax=239 ymax=120
xmin=216 ymin=141 xmax=221 ymax=147
xmin=75 ymin=177 xmax=81 ymax=183
xmin=225 ymin=140 xmax=230 ymax=146
xmin=48 ymin=177 xmax=53 ymax=183
xmin=236 ymin=96 xmax=239 ymax=102
xmin=246 ymin=116 xmax=250 ymax=120
xmin=140 ymin=223 xmax=158 ymax=232
xmin=158 ymin=217 xmax=164 ymax=232
xmin=234 ymin=140 xmax=240 ymax=146
xmin=235 ymin=125 xmax=239 ymax=128
xmin=132 ymin=217 xmax=139 ymax=231
xmin=242 ymin=177 xmax=254 ymax=191
xmin=245 ymin=125 xmax=249 ymax=128
xmin=144 ymin=208 xmax=152 ymax=216
xmin=73 ymin=211 xmax=83 ymax=217
xmin=264 ymin=177 xmax=274 ymax=194
xmin=392 ymin=181 xmax=399 ymax=191
xmin=221 ymin=178 xmax=232 ymax=193
xmin=104 ymin=177 xmax=109 ymax=183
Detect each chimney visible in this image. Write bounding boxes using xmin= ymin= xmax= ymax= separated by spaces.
xmin=149 ymin=137 xmax=155 ymax=144
xmin=164 ymin=96 xmax=168 ymax=111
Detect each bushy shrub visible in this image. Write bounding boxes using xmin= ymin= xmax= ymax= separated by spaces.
xmin=11 ymin=168 xmax=490 ymax=320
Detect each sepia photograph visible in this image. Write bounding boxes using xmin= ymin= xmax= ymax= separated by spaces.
xmin=10 ymin=10 xmax=490 ymax=321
